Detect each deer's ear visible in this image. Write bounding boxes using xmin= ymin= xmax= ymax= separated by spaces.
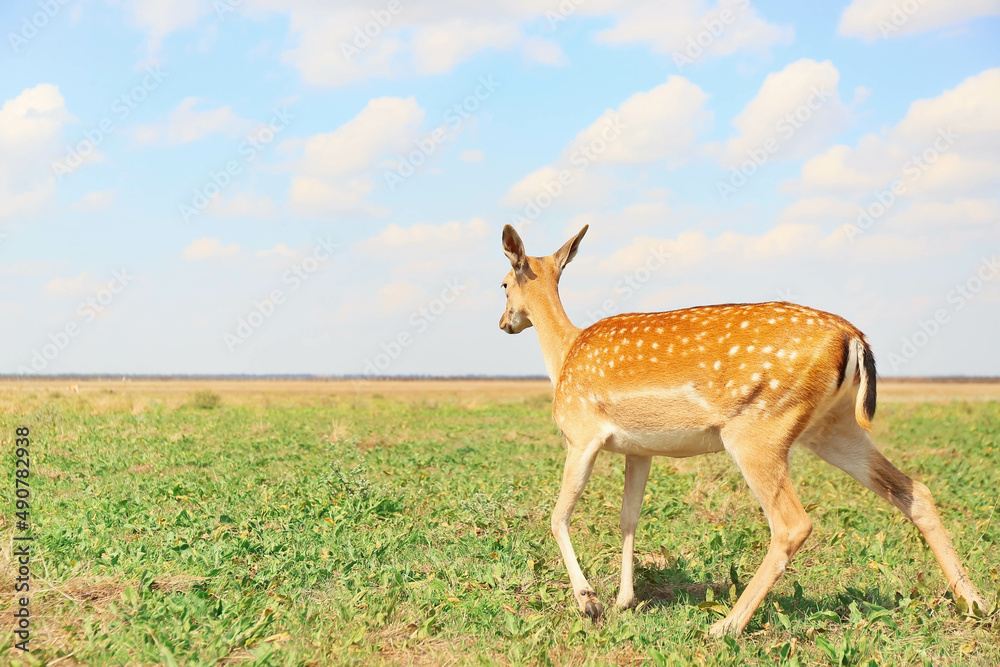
xmin=502 ymin=224 xmax=526 ymax=270
xmin=554 ymin=225 xmax=588 ymax=273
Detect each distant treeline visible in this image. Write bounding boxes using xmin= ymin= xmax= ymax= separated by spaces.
xmin=2 ymin=375 xmax=999 ymax=383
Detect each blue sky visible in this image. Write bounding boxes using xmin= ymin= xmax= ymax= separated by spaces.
xmin=1 ymin=0 xmax=998 ymax=377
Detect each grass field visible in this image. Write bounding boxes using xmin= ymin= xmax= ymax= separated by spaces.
xmin=1 ymin=380 xmax=998 ymax=665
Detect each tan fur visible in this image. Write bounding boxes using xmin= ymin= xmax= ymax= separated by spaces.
xmin=499 ymin=224 xmax=987 ymax=636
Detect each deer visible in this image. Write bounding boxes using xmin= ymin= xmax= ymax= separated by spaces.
xmin=498 ymin=223 xmax=987 ymax=636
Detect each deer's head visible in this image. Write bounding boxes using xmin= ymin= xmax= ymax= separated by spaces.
xmin=499 ymin=224 xmax=588 ymax=334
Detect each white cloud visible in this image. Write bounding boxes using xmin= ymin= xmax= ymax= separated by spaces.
xmin=227 ymin=0 xmax=791 ymax=88
xmin=288 ymin=96 xmax=425 ymax=216
xmin=376 ymin=279 xmax=425 ymax=313
xmin=882 ymin=197 xmax=1000 ymax=232
xmin=182 ymin=238 xmax=242 ymax=261
xmin=114 ymin=0 xmax=208 ymax=53
xmin=256 ymin=243 xmax=299 ymax=259
xmin=504 ymin=76 xmax=712 ymax=207
xmin=522 ymin=37 xmax=568 ymax=66
xmin=776 ymin=196 xmax=858 ymax=225
xmin=565 ymin=200 xmax=683 ymax=248
xmin=789 ymin=68 xmax=1000 ymax=199
xmin=599 ymin=224 xmax=837 ymax=273
xmin=411 ymin=19 xmax=520 ymax=75
xmin=0 ymin=83 xmax=73 ymax=147
xmin=208 ymin=191 xmax=279 ymax=219
xmin=724 ymin=59 xmax=851 ymax=166
xmin=838 ymin=0 xmax=1000 ymax=41
xmin=0 ymin=84 xmax=72 ymax=221
xmin=296 ymin=97 xmax=423 ymax=178
xmin=460 ymin=149 xmax=484 ymax=163
xmin=131 ymin=97 xmax=248 ymax=146
xmin=894 ymin=68 xmax=1000 ymax=155
xmin=44 ymin=272 xmax=99 ymax=299
xmin=573 ymin=76 xmax=712 ymax=166
xmin=71 ymin=190 xmax=116 ymax=212
xmin=358 ymin=218 xmax=490 ymax=252
xmin=594 ymin=0 xmax=794 ymax=59
xmin=3 ymin=260 xmax=62 ymax=277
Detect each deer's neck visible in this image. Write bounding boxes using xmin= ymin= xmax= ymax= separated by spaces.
xmin=531 ymin=288 xmax=580 ymax=384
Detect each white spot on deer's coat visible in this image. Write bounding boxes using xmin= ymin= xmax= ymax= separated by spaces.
xmin=713 ymin=360 xmax=721 ymax=370
xmin=763 ymin=346 xmax=772 ymax=353
xmin=752 ymin=373 xmax=760 ymax=382
xmin=769 ymin=379 xmax=780 ymax=389
xmin=729 ymin=346 xmax=739 ymax=355
xmin=741 ymin=321 xmax=749 ymax=328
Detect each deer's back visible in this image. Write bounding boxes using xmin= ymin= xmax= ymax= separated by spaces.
xmin=552 ymin=302 xmax=862 ymax=447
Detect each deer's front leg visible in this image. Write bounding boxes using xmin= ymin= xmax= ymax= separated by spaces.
xmin=551 ymin=437 xmax=604 ymax=619
xmin=616 ymin=454 xmax=651 ymax=609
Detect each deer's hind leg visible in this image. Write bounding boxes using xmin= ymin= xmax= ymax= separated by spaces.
xmin=802 ymin=410 xmax=987 ymax=616
xmin=711 ymin=414 xmax=814 ymax=637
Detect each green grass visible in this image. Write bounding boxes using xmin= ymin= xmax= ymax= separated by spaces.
xmin=2 ymin=392 xmax=999 ymax=665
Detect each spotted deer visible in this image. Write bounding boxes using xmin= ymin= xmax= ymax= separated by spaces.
xmin=498 ymin=224 xmax=987 ymax=636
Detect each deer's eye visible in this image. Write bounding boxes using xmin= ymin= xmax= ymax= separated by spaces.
xmin=502 ymin=283 xmax=507 ymax=290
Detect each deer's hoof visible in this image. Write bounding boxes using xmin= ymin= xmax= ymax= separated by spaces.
xmin=708 ymin=617 xmax=741 ymax=638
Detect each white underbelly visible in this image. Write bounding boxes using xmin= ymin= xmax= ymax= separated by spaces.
xmin=602 ymin=425 xmax=724 ymax=458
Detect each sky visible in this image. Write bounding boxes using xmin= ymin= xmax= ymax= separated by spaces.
xmin=0 ymin=0 xmax=998 ymax=378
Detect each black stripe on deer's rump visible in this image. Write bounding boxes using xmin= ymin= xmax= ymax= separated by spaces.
xmin=863 ymin=341 xmax=878 ymax=423
xmin=836 ymin=333 xmax=851 ymax=390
